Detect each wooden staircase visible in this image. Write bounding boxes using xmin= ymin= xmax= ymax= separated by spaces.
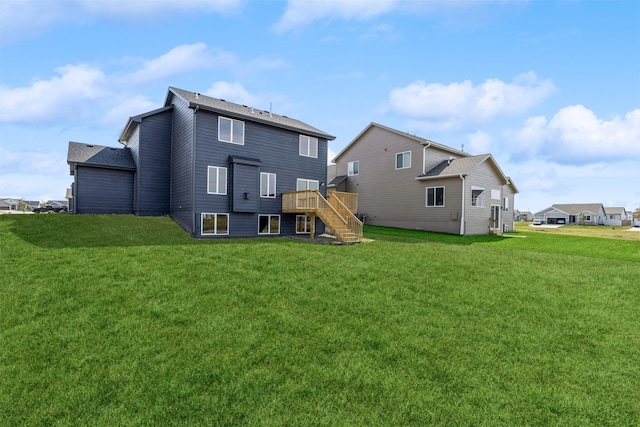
xmin=282 ymin=190 xmax=362 ymax=244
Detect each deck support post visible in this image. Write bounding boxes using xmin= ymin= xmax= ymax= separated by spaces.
xmin=310 ymin=214 xmax=315 ymax=239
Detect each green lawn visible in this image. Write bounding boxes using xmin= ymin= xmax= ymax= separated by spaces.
xmin=1 ymin=215 xmax=639 ymax=426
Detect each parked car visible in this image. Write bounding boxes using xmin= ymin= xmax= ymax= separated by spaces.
xmin=533 ymin=218 xmax=544 ymax=225
xmin=33 ymin=205 xmax=66 ymax=213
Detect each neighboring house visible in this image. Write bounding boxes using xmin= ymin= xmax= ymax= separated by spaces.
xmin=0 ymin=198 xmax=20 ymax=211
xmin=67 ymin=87 xmax=362 ymax=241
xmin=534 ymin=203 xmax=605 ymax=225
xmin=514 ymin=210 xmax=533 ymax=222
xmin=603 ymin=207 xmax=631 ymax=226
xmin=330 ymin=122 xmax=518 ymax=235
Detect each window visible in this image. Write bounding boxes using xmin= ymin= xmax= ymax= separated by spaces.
xmin=296 ymin=215 xmax=312 ymax=234
xmin=396 ymin=151 xmax=411 ymax=169
xmin=260 ymin=172 xmax=276 ymax=198
xmin=299 ymin=135 xmax=318 ymax=158
xmin=218 ymin=117 xmax=245 ymax=145
xmin=201 ymin=213 xmax=229 ymax=235
xmin=426 ymin=186 xmax=445 ymax=207
xmin=207 ymin=166 xmax=227 ymax=195
xmin=503 ymin=197 xmax=509 ymax=212
xmin=348 ymin=161 xmax=359 ymax=176
xmin=296 ymin=178 xmax=319 ymax=191
xmin=258 ymin=215 xmax=280 ymax=234
xmin=471 ymin=188 xmax=484 ymax=207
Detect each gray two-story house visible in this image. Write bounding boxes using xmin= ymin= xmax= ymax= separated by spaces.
xmin=331 ymin=122 xmax=518 ymax=235
xmin=67 ymin=87 xmax=348 ymax=239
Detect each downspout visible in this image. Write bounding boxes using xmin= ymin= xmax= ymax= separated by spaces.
xmin=422 ymin=142 xmax=431 ymax=175
xmin=460 ymin=174 xmax=466 ymax=235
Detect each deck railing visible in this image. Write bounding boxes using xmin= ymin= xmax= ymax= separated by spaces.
xmin=282 ymin=190 xmax=362 ymax=243
xmin=330 ymin=191 xmax=358 ymax=214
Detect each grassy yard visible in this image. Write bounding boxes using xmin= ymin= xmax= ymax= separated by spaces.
xmin=515 ymin=221 xmax=640 ymax=241
xmin=1 ymin=215 xmax=639 ymax=426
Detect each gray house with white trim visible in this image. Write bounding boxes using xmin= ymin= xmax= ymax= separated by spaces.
xmin=331 ymin=122 xmax=518 ymax=235
xmin=534 ymin=203 xmax=605 ymax=225
xmin=67 ymin=87 xmax=336 ymax=238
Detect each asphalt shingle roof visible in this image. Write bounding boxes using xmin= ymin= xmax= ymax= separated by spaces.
xmin=67 ymin=142 xmax=136 ymax=170
xmin=420 ymin=155 xmax=490 ymax=178
xmin=168 ymin=87 xmax=335 ymax=140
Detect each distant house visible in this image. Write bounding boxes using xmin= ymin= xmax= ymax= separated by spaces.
xmin=67 ymin=87 xmax=362 ymax=242
xmin=331 ymin=122 xmax=518 ymax=235
xmin=0 ymin=197 xmax=20 ymax=211
xmin=534 ymin=203 xmax=605 ymax=225
xmin=603 ymin=207 xmax=631 ymax=226
xmin=0 ymin=198 xmax=20 ymax=211
xmin=514 ymin=210 xmax=533 ymax=222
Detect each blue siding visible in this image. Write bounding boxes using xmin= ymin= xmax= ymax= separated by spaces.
xmin=75 ymin=166 xmax=134 ymax=214
xmin=169 ymin=94 xmax=195 ymax=234
xmin=138 ymin=109 xmax=172 ymax=216
xmin=192 ymin=109 xmax=327 ymax=237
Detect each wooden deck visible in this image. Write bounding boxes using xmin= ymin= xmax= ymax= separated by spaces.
xmin=282 ymin=190 xmax=362 ymax=244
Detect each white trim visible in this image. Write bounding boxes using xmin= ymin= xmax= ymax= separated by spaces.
xmin=201 ymin=213 xmax=229 ymax=236
xmin=260 ymin=172 xmax=276 ymax=198
xmin=218 ymin=116 xmax=245 ymax=145
xmin=258 ymin=214 xmax=281 ymax=235
xmin=207 ymin=166 xmax=227 ymax=195
xmin=395 ymin=150 xmax=411 ymax=169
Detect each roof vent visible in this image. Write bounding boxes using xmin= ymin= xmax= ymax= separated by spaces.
xmin=86 ymin=144 xmax=94 ymax=147
xmin=194 ymin=92 xmax=199 ymax=99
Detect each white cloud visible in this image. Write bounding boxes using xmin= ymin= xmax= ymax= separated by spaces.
xmin=122 ymin=44 xmax=237 ymax=85
xmin=0 ymin=44 xmax=238 ymax=126
xmin=273 ymin=0 xmax=527 ymax=32
xmin=205 ymin=81 xmax=262 ymax=106
xmin=100 ymin=96 xmax=160 ymax=130
xmin=273 ymin=0 xmax=399 ymax=32
xmin=0 ymin=64 xmax=106 ymax=123
xmin=510 ymin=106 xmax=640 ymax=165
xmin=80 ymin=0 xmax=243 ymax=16
xmin=386 ymin=72 xmax=556 ymax=131
xmin=0 ymin=0 xmax=243 ymax=45
xmin=466 ymin=130 xmax=494 ymax=154
xmin=0 ymin=147 xmax=70 ymax=201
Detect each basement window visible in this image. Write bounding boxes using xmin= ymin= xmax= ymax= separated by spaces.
xmin=201 ymin=213 xmax=229 ymax=235
xmin=258 ymin=215 xmax=280 ymax=234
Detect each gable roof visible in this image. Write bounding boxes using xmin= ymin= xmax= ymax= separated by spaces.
xmin=67 ymin=142 xmax=136 ymax=171
xmin=416 ymin=154 xmax=516 ymax=192
xmin=167 ymin=87 xmax=335 ymax=140
xmin=604 ymin=206 xmax=626 ymax=215
xmin=551 ymin=203 xmax=604 ymax=215
xmin=118 ymin=105 xmax=174 ymax=143
xmin=536 ymin=203 xmax=605 ymax=216
xmin=332 ymin=122 xmax=468 ymax=162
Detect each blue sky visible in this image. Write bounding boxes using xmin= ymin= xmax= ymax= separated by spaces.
xmin=1 ymin=0 xmax=639 ymax=213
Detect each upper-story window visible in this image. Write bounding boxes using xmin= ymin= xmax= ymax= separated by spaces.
xmin=348 ymin=161 xmax=359 ymax=176
xmin=471 ymin=187 xmax=485 ymax=207
xmin=260 ymin=172 xmax=276 ymax=198
xmin=207 ymin=166 xmax=227 ymax=195
xmin=396 ymin=151 xmax=411 ymax=169
xmin=299 ymin=135 xmax=318 ymax=158
xmin=297 ymin=178 xmax=319 ymax=191
xmin=218 ymin=117 xmax=245 ymax=145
